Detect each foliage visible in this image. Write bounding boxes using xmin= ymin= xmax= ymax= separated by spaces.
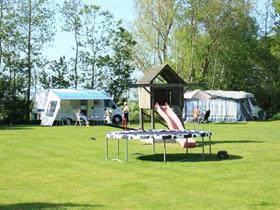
xmin=127 ymin=100 xmax=139 ymax=123
xmin=98 ymin=27 xmax=136 ymax=104
xmin=80 ymin=4 xmax=116 ymax=89
xmin=1 ymin=0 xmax=280 ymax=122
xmin=60 ymin=0 xmax=83 ymax=89
xmin=0 ymin=76 xmax=27 ymax=122
xmin=39 ymin=56 xmax=70 ymax=89
xmin=18 ymin=0 xmax=56 ymax=120
xmin=133 ymin=0 xmax=280 ymax=114
xmin=133 ymin=0 xmax=179 ymax=70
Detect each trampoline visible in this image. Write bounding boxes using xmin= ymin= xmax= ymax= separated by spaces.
xmin=105 ymin=129 xmax=212 ymax=163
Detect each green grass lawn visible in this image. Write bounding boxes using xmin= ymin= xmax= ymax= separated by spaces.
xmin=0 ymin=121 xmax=280 ymax=210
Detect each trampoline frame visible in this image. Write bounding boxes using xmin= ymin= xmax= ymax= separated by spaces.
xmin=105 ymin=130 xmax=212 ymax=163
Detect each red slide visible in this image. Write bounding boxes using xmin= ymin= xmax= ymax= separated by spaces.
xmin=155 ymin=103 xmax=196 ymax=148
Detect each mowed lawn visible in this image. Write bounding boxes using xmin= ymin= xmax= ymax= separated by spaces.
xmin=0 ymin=121 xmax=279 ymax=210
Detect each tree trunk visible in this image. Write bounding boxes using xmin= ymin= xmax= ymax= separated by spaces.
xmin=91 ymin=53 xmax=96 ymax=89
xmin=0 ymin=1 xmax=3 ymax=68
xmin=26 ymin=0 xmax=32 ymax=121
xmin=74 ymin=27 xmax=79 ymax=89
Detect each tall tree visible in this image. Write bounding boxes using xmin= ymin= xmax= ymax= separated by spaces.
xmin=99 ymin=27 xmax=136 ymax=104
xmin=80 ymin=4 xmax=115 ymax=89
xmin=172 ymin=0 xmax=258 ymax=87
xmin=60 ymin=0 xmax=83 ymax=89
xmin=133 ymin=0 xmax=178 ymax=71
xmin=17 ymin=0 xmax=55 ymax=120
xmin=272 ymin=0 xmax=280 ymax=59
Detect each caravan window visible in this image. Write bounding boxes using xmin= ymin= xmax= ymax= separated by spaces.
xmin=46 ymin=101 xmax=57 ymax=116
xmin=81 ymin=100 xmax=87 ymax=105
xmin=94 ymin=100 xmax=100 ymax=105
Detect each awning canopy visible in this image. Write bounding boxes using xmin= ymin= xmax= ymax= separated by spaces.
xmin=184 ymin=90 xmax=212 ymax=100
xmin=184 ymin=90 xmax=254 ymax=100
xmin=51 ymin=89 xmax=112 ymax=100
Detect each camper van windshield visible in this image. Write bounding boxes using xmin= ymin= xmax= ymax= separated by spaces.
xmin=250 ymin=98 xmax=257 ymax=106
xmin=105 ymin=100 xmax=117 ymax=109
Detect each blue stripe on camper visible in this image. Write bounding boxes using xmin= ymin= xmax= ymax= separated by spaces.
xmin=52 ymin=89 xmax=111 ymax=100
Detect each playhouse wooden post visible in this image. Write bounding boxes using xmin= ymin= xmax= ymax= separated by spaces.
xmin=151 ymin=109 xmax=155 ymax=129
xmin=150 ymin=88 xmax=155 ymax=130
xmin=140 ymin=108 xmax=144 ymax=130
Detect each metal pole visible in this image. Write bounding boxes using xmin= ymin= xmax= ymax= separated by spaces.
xmin=202 ymin=136 xmax=205 ymax=160
xmin=117 ymin=138 xmax=120 ymax=158
xmin=163 ymin=139 xmax=166 ymax=163
xmin=209 ymin=136 xmax=211 ymax=157
xmin=152 ymin=137 xmax=155 ymax=154
xmin=106 ymin=137 xmax=108 ymax=160
xmin=186 ymin=138 xmax=188 ymax=155
xmin=125 ymin=137 xmax=128 ymax=162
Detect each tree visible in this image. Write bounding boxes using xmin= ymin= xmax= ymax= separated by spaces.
xmin=133 ymin=0 xmax=179 ymax=71
xmin=17 ymin=0 xmax=55 ymax=120
xmin=99 ymin=27 xmax=136 ymax=104
xmin=272 ymin=0 xmax=280 ymax=59
xmin=60 ymin=0 xmax=83 ymax=89
xmin=80 ymin=5 xmax=115 ymax=89
xmin=171 ymin=0 xmax=260 ymax=88
xmin=39 ymin=56 xmax=70 ymax=89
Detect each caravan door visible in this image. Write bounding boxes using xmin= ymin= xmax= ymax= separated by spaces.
xmin=41 ymin=100 xmax=61 ymax=126
xmin=92 ymin=100 xmax=105 ymax=121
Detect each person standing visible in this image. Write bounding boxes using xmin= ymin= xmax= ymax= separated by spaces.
xmin=122 ymin=102 xmax=129 ymax=130
xmin=192 ymin=106 xmax=201 ymax=123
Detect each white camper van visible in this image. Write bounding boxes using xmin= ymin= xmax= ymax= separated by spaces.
xmin=36 ymin=89 xmax=123 ymax=126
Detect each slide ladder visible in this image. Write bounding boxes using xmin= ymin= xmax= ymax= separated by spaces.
xmin=155 ymin=103 xmax=196 ymax=148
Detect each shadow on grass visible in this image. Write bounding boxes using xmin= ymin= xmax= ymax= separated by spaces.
xmin=137 ymin=153 xmax=242 ymax=162
xmin=0 ymin=126 xmax=34 ymax=130
xmin=203 ymin=139 xmax=264 ymax=145
xmin=0 ymin=202 xmax=101 ymax=210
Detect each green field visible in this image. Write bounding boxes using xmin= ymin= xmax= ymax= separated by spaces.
xmin=0 ymin=121 xmax=280 ymax=210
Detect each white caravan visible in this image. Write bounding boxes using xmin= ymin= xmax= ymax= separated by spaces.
xmin=36 ymin=89 xmax=123 ymax=126
xmin=184 ymin=90 xmax=266 ymax=122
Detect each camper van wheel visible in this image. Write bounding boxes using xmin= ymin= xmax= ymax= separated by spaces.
xmin=258 ymin=111 xmax=265 ymax=120
xmin=63 ymin=118 xmax=73 ymax=125
xmin=113 ymin=115 xmax=122 ymax=124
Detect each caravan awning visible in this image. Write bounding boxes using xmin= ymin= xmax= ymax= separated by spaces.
xmin=51 ymin=89 xmax=112 ymax=100
xmin=184 ymin=90 xmax=254 ymax=100
xmin=184 ymin=90 xmax=212 ymax=100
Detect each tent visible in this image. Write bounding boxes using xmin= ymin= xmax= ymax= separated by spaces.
xmin=37 ymin=89 xmax=122 ymax=126
xmin=184 ymin=90 xmax=264 ymax=122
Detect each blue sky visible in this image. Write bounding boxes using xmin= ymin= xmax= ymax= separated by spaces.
xmin=44 ymin=0 xmax=270 ymax=61
xmin=44 ymin=0 xmax=135 ymax=61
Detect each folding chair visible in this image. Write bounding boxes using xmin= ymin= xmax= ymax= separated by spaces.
xmin=201 ymin=110 xmax=210 ymax=123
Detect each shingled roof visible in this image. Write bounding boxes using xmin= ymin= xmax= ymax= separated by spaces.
xmin=137 ymin=64 xmax=186 ymax=85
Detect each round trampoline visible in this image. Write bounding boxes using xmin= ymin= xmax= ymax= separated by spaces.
xmin=105 ymin=129 xmax=212 ymax=163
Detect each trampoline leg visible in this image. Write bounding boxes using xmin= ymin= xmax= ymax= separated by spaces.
xmin=106 ymin=138 xmax=108 ymax=160
xmin=163 ymin=139 xmax=166 ymax=163
xmin=209 ymin=136 xmax=211 ymax=157
xmin=152 ymin=137 xmax=155 ymax=154
xmin=117 ymin=138 xmax=120 ymax=158
xmin=202 ymin=137 xmax=205 ymax=160
xmin=125 ymin=137 xmax=128 ymax=162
